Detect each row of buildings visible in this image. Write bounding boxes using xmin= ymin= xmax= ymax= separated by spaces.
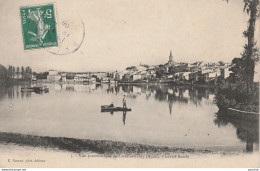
xmin=40 ymin=50 xmax=232 ymax=84
xmin=109 ymin=51 xmax=232 ymax=83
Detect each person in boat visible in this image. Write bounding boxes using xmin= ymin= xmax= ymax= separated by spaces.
xmin=108 ymin=102 xmax=114 ymax=107
xmin=122 ymin=95 xmax=127 ymax=108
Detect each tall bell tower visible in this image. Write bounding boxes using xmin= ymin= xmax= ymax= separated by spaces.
xmin=168 ymin=50 xmax=173 ymax=65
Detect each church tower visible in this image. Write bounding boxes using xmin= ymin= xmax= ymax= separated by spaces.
xmin=168 ymin=50 xmax=173 ymax=65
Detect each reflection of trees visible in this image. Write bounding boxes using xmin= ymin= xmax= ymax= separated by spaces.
xmin=22 ymin=92 xmax=31 ymax=98
xmin=151 ymin=85 xmax=213 ymax=105
xmin=7 ymin=86 xmax=15 ymax=99
xmin=145 ymin=91 xmax=152 ymax=100
xmin=106 ymin=84 xmax=114 ymax=94
xmin=188 ymin=87 xmax=216 ymax=106
xmin=169 ymin=97 xmax=173 ymax=115
xmin=214 ymin=111 xmax=259 ymax=153
xmin=121 ymin=85 xmax=138 ymax=99
xmin=119 ymin=84 xmax=215 ymax=115
xmin=66 ymin=85 xmax=75 ymax=91
xmin=189 ymin=88 xmax=202 ymax=106
xmin=121 ymin=84 xmax=133 ymax=94
xmin=154 ymin=87 xmax=189 ymax=102
xmin=0 ymin=85 xmax=33 ymax=100
xmin=154 ymin=88 xmax=167 ymax=101
xmin=167 ymin=88 xmax=188 ymax=115
xmin=115 ymin=85 xmax=120 ymax=95
xmin=16 ymin=86 xmax=19 ymax=99
xmin=0 ymin=84 xmax=7 ymax=100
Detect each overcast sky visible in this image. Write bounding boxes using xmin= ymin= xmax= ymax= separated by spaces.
xmin=0 ymin=0 xmax=259 ymax=72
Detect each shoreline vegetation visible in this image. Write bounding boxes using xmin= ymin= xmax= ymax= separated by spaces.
xmin=214 ymin=82 xmax=259 ymax=113
xmin=0 ymin=132 xmax=221 ymax=155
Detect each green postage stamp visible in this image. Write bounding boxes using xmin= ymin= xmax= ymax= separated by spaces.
xmin=20 ymin=4 xmax=58 ymax=50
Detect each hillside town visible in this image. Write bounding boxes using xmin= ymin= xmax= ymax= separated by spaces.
xmin=0 ymin=51 xmax=232 ymax=86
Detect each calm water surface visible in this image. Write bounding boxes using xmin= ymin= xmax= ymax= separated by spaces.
xmin=0 ymin=83 xmax=258 ymax=153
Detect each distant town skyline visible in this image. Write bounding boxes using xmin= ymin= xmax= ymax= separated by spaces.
xmin=1 ymin=0 xmax=260 ymax=72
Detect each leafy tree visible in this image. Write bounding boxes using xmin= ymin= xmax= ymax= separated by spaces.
xmin=21 ymin=66 xmax=25 ymax=79
xmin=168 ymin=64 xmax=188 ymax=74
xmin=0 ymin=64 xmax=7 ymax=79
xmin=25 ymin=66 xmax=32 ymax=79
xmin=7 ymin=66 xmax=11 ymax=78
xmin=7 ymin=65 xmax=14 ymax=79
xmin=218 ymin=61 xmax=225 ymax=66
xmin=16 ymin=67 xmax=20 ymax=78
xmin=36 ymin=72 xmax=48 ymax=79
xmin=224 ymin=0 xmax=260 ymax=102
xmin=229 ymin=58 xmax=247 ymax=84
xmin=158 ymin=64 xmax=164 ymax=68
xmin=11 ymin=66 xmax=15 ymax=78
xmin=155 ymin=67 xmax=166 ymax=78
xmin=126 ymin=66 xmax=137 ymax=71
xmin=168 ymin=66 xmax=175 ymax=74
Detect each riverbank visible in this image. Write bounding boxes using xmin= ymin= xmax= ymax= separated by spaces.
xmin=227 ymin=108 xmax=259 ymax=120
xmin=214 ymin=82 xmax=259 ymax=113
xmin=0 ymin=132 xmax=259 ymax=167
xmin=0 ymin=132 xmax=213 ymax=155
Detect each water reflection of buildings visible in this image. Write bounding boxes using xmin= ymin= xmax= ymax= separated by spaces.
xmin=1 ymin=83 xmax=216 ymax=115
xmin=115 ymin=84 xmax=215 ymax=115
xmin=130 ymin=85 xmax=214 ymax=114
xmin=64 ymin=84 xmax=100 ymax=92
xmin=214 ymin=112 xmax=259 ymax=153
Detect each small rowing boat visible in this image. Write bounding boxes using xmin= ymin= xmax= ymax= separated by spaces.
xmin=21 ymin=87 xmax=35 ymax=92
xmin=21 ymin=87 xmax=49 ymax=93
xmin=101 ymin=105 xmax=131 ymax=112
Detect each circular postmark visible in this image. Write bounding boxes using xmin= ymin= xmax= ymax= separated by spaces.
xmin=47 ymin=17 xmax=85 ymax=55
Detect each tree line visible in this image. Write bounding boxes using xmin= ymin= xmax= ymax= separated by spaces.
xmin=6 ymin=65 xmax=33 ymax=80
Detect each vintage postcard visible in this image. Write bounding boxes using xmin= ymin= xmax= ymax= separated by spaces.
xmin=0 ymin=0 xmax=259 ymax=168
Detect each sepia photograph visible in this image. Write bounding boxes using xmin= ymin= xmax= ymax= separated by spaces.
xmin=0 ymin=0 xmax=259 ymax=168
